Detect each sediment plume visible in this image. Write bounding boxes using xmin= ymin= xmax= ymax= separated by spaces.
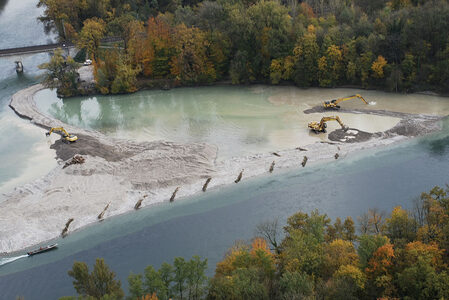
xmin=170 ymin=187 xmax=180 ymax=202
xmin=202 ymin=178 xmax=212 ymax=192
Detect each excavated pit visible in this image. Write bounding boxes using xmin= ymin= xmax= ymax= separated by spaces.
xmin=328 ymin=128 xmax=375 ymax=143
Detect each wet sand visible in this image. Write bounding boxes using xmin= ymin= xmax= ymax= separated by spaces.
xmin=0 ymin=85 xmax=443 ymax=254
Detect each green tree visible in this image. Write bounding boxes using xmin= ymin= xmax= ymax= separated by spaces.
xmin=358 ymin=51 xmax=374 ymax=87
xmin=127 ymin=273 xmax=144 ymax=299
xmin=144 ymin=265 xmax=167 ymax=299
xmin=416 ymin=186 xmax=449 ymax=258
xmin=170 ymin=24 xmax=216 ymax=84
xmin=39 ymin=48 xmax=79 ymax=97
xmin=278 ymin=271 xmax=314 ymax=300
xmin=281 ymin=210 xmax=329 ymax=275
xmin=397 ymin=241 xmax=449 ymax=299
xmin=384 ymin=206 xmax=417 ymax=247
xmin=292 ymin=26 xmax=319 ymax=87
xmin=110 ymin=57 xmax=140 ymax=94
xmin=357 ymin=234 xmax=389 ymax=269
xmin=318 ymin=45 xmax=344 ymax=87
xmin=269 ymin=59 xmax=283 ymax=84
xmin=172 ymin=257 xmax=188 ymax=299
xmin=158 ymin=262 xmax=174 ymax=298
xmin=322 ymin=239 xmax=359 ymax=279
xmin=185 ymin=256 xmax=208 ymax=300
xmin=67 ymin=258 xmax=124 ymax=299
xmin=76 ymin=18 xmax=106 ymax=60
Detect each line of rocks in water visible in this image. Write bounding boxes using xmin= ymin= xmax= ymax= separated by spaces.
xmin=58 ymin=145 xmax=316 ymax=238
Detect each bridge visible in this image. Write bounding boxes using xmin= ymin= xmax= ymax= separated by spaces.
xmin=0 ymin=42 xmax=74 ymax=57
xmin=0 ymin=37 xmax=122 ymax=58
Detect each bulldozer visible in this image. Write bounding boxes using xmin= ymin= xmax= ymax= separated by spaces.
xmin=323 ymin=94 xmax=368 ymax=109
xmin=46 ymin=127 xmax=78 ymax=143
xmin=308 ymin=116 xmax=348 ymax=133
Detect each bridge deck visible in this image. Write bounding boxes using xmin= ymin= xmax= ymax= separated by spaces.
xmin=0 ymin=37 xmax=122 ymax=57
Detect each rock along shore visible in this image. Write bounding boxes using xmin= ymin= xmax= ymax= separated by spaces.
xmin=0 ymin=84 xmax=443 ymax=254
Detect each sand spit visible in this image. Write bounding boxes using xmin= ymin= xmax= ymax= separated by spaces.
xmin=0 ymin=85 xmax=443 ymax=254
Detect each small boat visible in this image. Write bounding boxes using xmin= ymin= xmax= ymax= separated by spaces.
xmin=27 ymin=243 xmax=58 ymax=256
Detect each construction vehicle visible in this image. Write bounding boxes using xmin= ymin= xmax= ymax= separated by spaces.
xmin=308 ymin=116 xmax=348 ymax=133
xmin=46 ymin=127 xmax=78 ymax=143
xmin=323 ymin=94 xmax=368 ymax=109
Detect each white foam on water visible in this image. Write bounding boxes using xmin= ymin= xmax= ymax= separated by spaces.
xmin=369 ymin=101 xmax=377 ymax=105
xmin=0 ymin=254 xmax=28 ymax=267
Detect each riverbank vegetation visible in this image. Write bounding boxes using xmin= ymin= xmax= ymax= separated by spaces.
xmin=37 ymin=0 xmax=449 ymax=96
xmin=61 ymin=186 xmax=449 ymax=299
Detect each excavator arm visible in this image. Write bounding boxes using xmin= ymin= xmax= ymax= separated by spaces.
xmin=323 ymin=94 xmax=368 ymax=109
xmin=46 ymin=127 xmax=78 ymax=143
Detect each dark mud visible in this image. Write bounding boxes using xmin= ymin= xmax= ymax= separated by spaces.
xmin=50 ymin=134 xmax=133 ymax=161
xmin=328 ymin=128 xmax=375 ymax=143
xmin=306 ymin=105 xmax=443 ymax=143
xmin=328 ymin=118 xmax=442 ymax=143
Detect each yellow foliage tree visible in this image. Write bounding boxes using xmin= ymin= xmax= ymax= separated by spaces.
xmin=170 ymin=24 xmax=216 ymax=84
xmin=371 ymin=55 xmax=388 ymax=79
xmin=76 ymin=18 xmax=106 ymax=60
xmin=141 ymin=292 xmax=159 ymax=300
xmin=214 ymin=242 xmax=249 ymax=277
xmin=402 ymin=241 xmax=444 ymax=269
xmin=270 ymin=59 xmax=283 ymax=84
xmin=334 ymin=264 xmax=366 ymax=290
xmin=323 ymin=239 xmax=359 ymax=278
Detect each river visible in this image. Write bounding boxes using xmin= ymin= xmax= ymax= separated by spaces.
xmin=1 ymin=1 xmax=449 ymax=299
xmin=0 ymin=0 xmax=57 ymax=197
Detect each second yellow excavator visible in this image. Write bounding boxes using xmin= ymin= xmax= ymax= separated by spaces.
xmin=46 ymin=127 xmax=78 ymax=143
xmin=308 ymin=116 xmax=348 ymax=133
xmin=323 ymin=94 xmax=368 ymax=109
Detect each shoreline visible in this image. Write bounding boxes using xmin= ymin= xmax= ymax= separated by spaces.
xmin=0 ymin=84 xmax=444 ymax=255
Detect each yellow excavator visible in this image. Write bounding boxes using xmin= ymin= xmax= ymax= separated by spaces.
xmin=308 ymin=116 xmax=348 ymax=133
xmin=323 ymin=94 xmax=368 ymax=109
xmin=46 ymin=127 xmax=78 ymax=143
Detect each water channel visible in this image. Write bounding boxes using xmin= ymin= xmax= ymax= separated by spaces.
xmin=1 ymin=1 xmax=449 ymax=299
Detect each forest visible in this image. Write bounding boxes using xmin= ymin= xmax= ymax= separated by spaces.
xmin=60 ymin=186 xmax=449 ymax=299
xmin=37 ymin=0 xmax=449 ymax=96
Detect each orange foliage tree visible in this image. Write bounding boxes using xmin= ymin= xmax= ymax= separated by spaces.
xmin=365 ymin=243 xmax=396 ymax=297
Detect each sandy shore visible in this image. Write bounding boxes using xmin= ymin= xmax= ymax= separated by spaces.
xmin=0 ymin=84 xmax=443 ymax=254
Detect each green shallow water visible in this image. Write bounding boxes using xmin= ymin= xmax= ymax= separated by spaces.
xmin=35 ymin=85 xmax=422 ymax=159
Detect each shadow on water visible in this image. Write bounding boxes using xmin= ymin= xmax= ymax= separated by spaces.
xmin=423 ymin=117 xmax=449 ymax=156
xmin=426 ymin=135 xmax=449 ymax=156
xmin=0 ymin=0 xmax=8 ymax=15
